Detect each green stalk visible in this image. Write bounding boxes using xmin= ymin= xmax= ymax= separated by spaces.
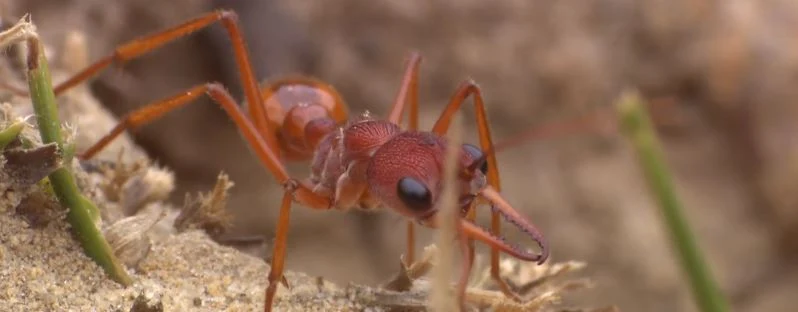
xmin=616 ymin=91 xmax=728 ymax=312
xmin=0 ymin=121 xmax=25 ymax=150
xmin=25 ymin=37 xmax=132 ymax=285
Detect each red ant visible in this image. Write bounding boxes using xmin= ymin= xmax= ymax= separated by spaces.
xmin=23 ymin=10 xmax=556 ymax=311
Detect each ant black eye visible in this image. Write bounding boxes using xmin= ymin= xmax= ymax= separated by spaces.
xmin=397 ymin=177 xmax=432 ymax=212
xmin=478 ymin=159 xmax=488 ymax=174
xmin=462 ymin=143 xmax=488 ymax=174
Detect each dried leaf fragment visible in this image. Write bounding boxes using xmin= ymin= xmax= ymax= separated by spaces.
xmin=381 ymin=244 xmax=439 ymax=291
xmin=104 ymin=205 xmax=166 ymax=268
xmin=175 ymin=172 xmax=234 ymax=237
xmin=118 ymin=165 xmax=174 ymax=215
xmin=2 ymin=142 xmax=60 ymax=189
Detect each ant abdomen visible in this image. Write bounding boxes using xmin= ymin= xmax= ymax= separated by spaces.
xmin=259 ymin=77 xmax=349 ymax=160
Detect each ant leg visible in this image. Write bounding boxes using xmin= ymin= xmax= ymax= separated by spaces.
xmin=490 ymin=110 xmax=616 ymax=153
xmin=47 ymin=10 xmax=279 ymax=153
xmin=386 ymin=51 xmax=421 ymax=125
xmin=79 ymin=80 xmax=289 ymax=174
xmin=76 ymin=82 xmax=330 ymax=312
xmin=386 ymin=51 xmax=422 ymax=265
xmin=431 ymin=80 xmax=521 ymax=301
xmin=0 ymin=81 xmax=28 ymax=97
xmin=264 ymin=189 xmax=292 ymax=312
xmin=264 ymin=178 xmax=337 ymax=312
xmin=79 ymin=82 xmax=329 ymax=207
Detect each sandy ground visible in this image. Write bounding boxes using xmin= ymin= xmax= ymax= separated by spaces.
xmin=0 ymin=206 xmax=597 ymax=311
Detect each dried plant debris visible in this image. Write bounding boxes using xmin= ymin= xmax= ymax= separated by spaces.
xmin=1 ymin=114 xmax=61 ymax=219
xmin=465 ymin=257 xmax=595 ymax=311
xmin=2 ymin=142 xmax=60 ymax=188
xmin=175 ymin=172 xmax=234 ymax=238
xmin=2 ymin=115 xmax=61 ymax=191
xmin=90 ymin=155 xmax=149 ymax=203
xmin=376 ymin=243 xmax=602 ymax=312
xmin=104 ymin=205 xmax=167 ymax=269
xmin=86 ymin=150 xmax=174 ymax=217
xmin=479 ymin=259 xmax=592 ymax=298
xmin=117 ymin=164 xmax=174 ymax=216
xmin=381 ymin=245 xmax=439 ymax=292
xmin=78 ymin=155 xmax=184 ymax=268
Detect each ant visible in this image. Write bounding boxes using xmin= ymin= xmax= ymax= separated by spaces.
xmin=19 ymin=10 xmax=556 ymax=311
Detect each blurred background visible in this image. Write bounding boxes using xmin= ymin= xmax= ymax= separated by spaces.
xmin=3 ymin=0 xmax=798 ymax=311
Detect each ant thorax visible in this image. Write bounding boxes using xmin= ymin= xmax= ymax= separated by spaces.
xmin=308 ymin=118 xmax=401 ymax=210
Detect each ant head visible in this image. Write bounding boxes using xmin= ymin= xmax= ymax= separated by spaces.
xmin=393 ymin=142 xmax=489 ymax=222
xmin=368 ymin=133 xmax=487 ymax=220
xmin=368 ymin=132 xmax=548 ymax=264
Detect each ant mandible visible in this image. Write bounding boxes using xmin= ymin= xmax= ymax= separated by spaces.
xmin=34 ymin=10 xmax=550 ymax=311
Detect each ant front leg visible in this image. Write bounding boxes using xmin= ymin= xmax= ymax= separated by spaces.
xmin=263 ymin=180 xmax=332 ymax=312
xmin=431 ymin=80 xmax=521 ymax=301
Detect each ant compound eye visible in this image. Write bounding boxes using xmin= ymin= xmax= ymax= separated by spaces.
xmin=397 ymin=177 xmax=432 ymax=212
xmin=478 ymin=159 xmax=488 ymax=174
xmin=462 ymin=143 xmax=488 ymax=174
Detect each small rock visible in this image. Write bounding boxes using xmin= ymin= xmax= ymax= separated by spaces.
xmin=129 ymin=293 xmax=163 ymax=312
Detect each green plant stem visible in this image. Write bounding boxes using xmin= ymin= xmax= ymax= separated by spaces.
xmin=26 ymin=37 xmax=132 ymax=286
xmin=617 ymin=91 xmax=728 ymax=312
xmin=0 ymin=121 xmax=25 ymax=150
